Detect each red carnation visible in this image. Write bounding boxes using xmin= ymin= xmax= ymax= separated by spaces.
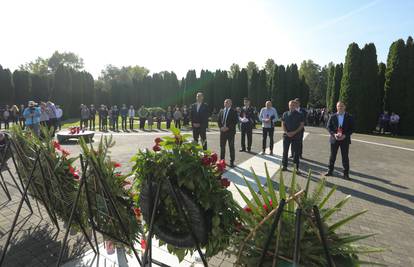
xmin=115 ymin=173 xmax=122 ymax=177
xmin=53 ymin=141 xmax=61 ymax=150
xmin=154 ymin=137 xmax=163 ymax=144
xmin=113 ymin=162 xmax=121 ymax=168
xmin=263 ymin=203 xmax=269 ymax=212
xmin=217 ymin=159 xmax=226 ymax=172
xmin=201 ymin=156 xmax=211 ymax=166
xmin=244 ymin=206 xmax=252 ymax=213
xmin=221 ymin=178 xmax=231 ymax=188
xmin=153 ymin=145 xmax=161 ymax=152
xmin=133 ymin=207 xmax=141 ymax=217
xmin=141 ymin=239 xmax=147 ymax=250
xmin=61 ymin=149 xmax=70 ymax=158
xmin=210 ymin=153 xmax=218 ymax=164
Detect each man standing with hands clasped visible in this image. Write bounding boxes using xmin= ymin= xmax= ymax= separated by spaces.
xmin=281 ymin=100 xmax=305 ymax=174
xmin=239 ymin=97 xmax=255 ymax=153
xmin=190 ymin=92 xmax=209 ymax=150
xmin=218 ymin=99 xmax=238 ymax=168
xmin=324 ymin=101 xmax=354 ymax=180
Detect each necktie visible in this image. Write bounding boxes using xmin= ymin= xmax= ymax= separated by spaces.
xmin=223 ymin=108 xmax=228 ymax=126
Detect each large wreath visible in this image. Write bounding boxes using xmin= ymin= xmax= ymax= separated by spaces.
xmin=131 ymin=128 xmax=241 ymax=261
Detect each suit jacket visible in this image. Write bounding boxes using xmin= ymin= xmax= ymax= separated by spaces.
xmin=190 ymin=102 xmax=209 ymax=128
xmin=327 ymin=112 xmax=354 ymax=144
xmin=239 ymin=106 xmax=255 ymax=128
xmin=218 ymin=108 xmax=238 ymax=134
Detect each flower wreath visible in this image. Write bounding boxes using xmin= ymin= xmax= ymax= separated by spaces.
xmin=131 ymin=128 xmax=241 ymax=261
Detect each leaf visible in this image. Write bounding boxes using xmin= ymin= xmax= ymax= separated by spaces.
xmin=242 ymin=175 xmax=264 ymax=211
xmin=278 ymin=168 xmax=286 ymax=201
xmin=329 ymin=210 xmax=368 ymax=232
xmin=250 ymin=167 xmax=270 ymax=207
xmin=265 ymin=163 xmax=278 ymax=207
xmin=234 ymin=184 xmax=260 ymax=214
xmin=322 ymin=195 xmax=351 ymax=220
xmin=318 ymin=185 xmax=337 ymax=209
xmin=304 ymin=170 xmax=312 ymax=198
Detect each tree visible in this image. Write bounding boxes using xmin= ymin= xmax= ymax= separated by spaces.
xmin=236 ymin=68 xmax=248 ymax=106
xmin=271 ymin=65 xmax=287 ymax=112
xmin=264 ymin=59 xmax=276 ymax=76
xmin=299 ymin=60 xmax=323 ymax=106
xmin=13 ymin=70 xmax=31 ymax=105
xmin=229 ymin=63 xmax=240 ymax=78
xmin=325 ymin=64 xmax=335 ymax=111
xmin=48 ymin=51 xmax=84 ymax=72
xmin=19 ymin=57 xmax=49 ymax=76
xmin=53 ymin=65 xmax=72 ymax=115
xmin=246 ymin=61 xmax=259 ymax=79
xmin=340 ymin=43 xmax=362 ymax=120
xmin=257 ymin=69 xmax=268 ymax=107
xmin=183 ymin=70 xmax=197 ymax=105
xmin=31 ymin=74 xmax=50 ymax=102
xmin=378 ymin=63 xmax=386 ymax=112
xmin=0 ymin=66 xmax=14 ymax=105
xmin=403 ymin=36 xmax=414 ymax=134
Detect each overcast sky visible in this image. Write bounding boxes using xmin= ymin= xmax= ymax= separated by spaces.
xmin=1 ymin=0 xmax=413 ymax=78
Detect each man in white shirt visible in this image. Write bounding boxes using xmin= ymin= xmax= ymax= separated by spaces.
xmin=259 ymin=101 xmax=278 ymax=155
xmin=55 ymin=105 xmax=63 ymax=131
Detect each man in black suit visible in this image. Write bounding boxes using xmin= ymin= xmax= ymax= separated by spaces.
xmin=190 ymin=92 xmax=209 ymax=150
xmin=239 ymin=97 xmax=255 ymax=153
xmin=218 ymin=99 xmax=238 ymax=168
xmin=324 ymin=101 xmax=354 ymax=180
xmin=291 ymin=98 xmax=307 ymax=159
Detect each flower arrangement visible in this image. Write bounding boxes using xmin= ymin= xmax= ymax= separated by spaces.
xmin=131 ymin=128 xmax=241 ymax=261
xmin=230 ymin=166 xmax=383 ymax=267
xmin=10 ymin=126 xmax=86 ymax=230
xmin=79 ymin=136 xmax=142 ymax=247
xmin=69 ymin=126 xmax=81 ymax=135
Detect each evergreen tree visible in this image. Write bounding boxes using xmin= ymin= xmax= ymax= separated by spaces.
xmin=237 ymin=68 xmax=248 ymax=106
xmin=326 ymin=65 xmax=335 ymax=111
xmin=183 ymin=70 xmax=197 ymax=105
xmin=340 ymin=43 xmax=362 ymax=119
xmin=31 ymin=74 xmax=49 ymax=102
xmin=330 ymin=64 xmax=343 ymax=112
xmin=257 ymin=69 xmax=268 ymax=108
xmin=404 ymin=36 xmax=414 ymax=134
xmin=249 ymin=69 xmax=259 ymax=104
xmin=0 ymin=67 xmax=14 ymax=105
xmin=53 ymin=64 xmax=72 ymax=115
xmin=378 ymin=63 xmax=386 ymax=111
xmin=272 ymin=65 xmax=287 ymax=112
xmin=13 ymin=70 xmax=31 ymax=105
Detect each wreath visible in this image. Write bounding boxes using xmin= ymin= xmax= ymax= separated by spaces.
xmin=131 ymin=128 xmax=241 ymax=262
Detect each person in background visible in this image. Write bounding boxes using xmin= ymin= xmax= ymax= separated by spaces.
xmin=173 ymin=106 xmax=183 ymax=129
xmin=80 ymin=104 xmax=90 ymax=129
xmin=120 ymin=104 xmax=128 ymax=131
xmin=40 ymin=102 xmax=49 ymax=128
xmin=19 ymin=104 xmax=26 ymax=129
xmin=3 ymin=105 xmax=10 ymax=130
xmin=55 ymin=105 xmax=63 ymax=131
xmin=218 ymin=99 xmax=238 ymax=168
xmin=236 ymin=107 xmax=242 ymax=131
xmin=128 ymin=105 xmax=135 ymax=130
xmin=281 ymin=100 xmax=305 ymax=174
xmin=89 ymin=104 xmax=96 ymax=131
xmin=10 ymin=105 xmax=19 ymax=125
xmin=259 ymin=101 xmax=278 ymax=155
xmin=46 ymin=101 xmax=58 ymax=136
xmin=183 ymin=105 xmax=190 ymax=127
xmin=239 ymin=98 xmax=255 ymax=153
xmin=390 ymin=112 xmax=400 ymax=136
xmin=138 ymin=105 xmax=148 ymax=130
xmin=379 ymin=111 xmax=390 ymax=134
xmin=190 ymin=92 xmax=210 ymax=150
xmin=156 ymin=113 xmax=162 ymax=130
xmin=166 ymin=106 xmax=173 ymax=129
xmin=108 ymin=106 xmax=113 ymax=131
xmin=112 ymin=105 xmax=119 ymax=131
xmin=147 ymin=111 xmax=154 ymax=131
xmin=324 ymin=101 xmax=354 ymax=180
xmin=102 ymin=105 xmax=108 ymax=131
xmin=23 ymin=101 xmax=42 ymax=136
xmin=98 ymin=105 xmax=105 ymax=131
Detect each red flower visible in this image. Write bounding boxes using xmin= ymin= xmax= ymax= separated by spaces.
xmin=141 ymin=239 xmax=147 ymax=250
xmin=244 ymin=206 xmax=252 ymax=213
xmin=115 ymin=173 xmax=122 ymax=177
xmin=73 ymin=171 xmax=80 ymax=180
xmin=201 ymin=156 xmax=211 ymax=166
xmin=235 ymin=221 xmax=243 ymax=232
xmin=210 ymin=153 xmax=218 ymax=164
xmin=61 ymin=149 xmax=70 ymax=157
xmin=133 ymin=207 xmax=141 ymax=217
xmin=217 ymin=159 xmax=226 ymax=172
xmin=263 ymin=203 xmax=269 ymax=212
xmin=52 ymin=141 xmax=61 ymax=150
xmin=113 ymin=162 xmax=121 ymax=168
xmin=153 ymin=145 xmax=161 ymax=152
xmin=221 ymin=178 xmax=231 ymax=188
xmin=154 ymin=137 xmax=163 ymax=144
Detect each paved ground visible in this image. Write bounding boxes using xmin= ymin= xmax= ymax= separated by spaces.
xmin=0 ymin=126 xmax=413 ymax=266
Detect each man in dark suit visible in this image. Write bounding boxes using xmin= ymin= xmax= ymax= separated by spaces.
xmin=239 ymin=98 xmax=255 ymax=152
xmin=291 ymin=98 xmax=307 ymax=159
xmin=218 ymin=99 xmax=238 ymax=168
xmin=190 ymin=92 xmax=209 ymax=150
xmin=324 ymin=101 xmax=354 ymax=180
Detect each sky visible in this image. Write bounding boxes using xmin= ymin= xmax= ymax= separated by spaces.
xmin=0 ymin=0 xmax=413 ymax=79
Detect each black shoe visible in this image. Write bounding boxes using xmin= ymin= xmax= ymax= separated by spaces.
xmin=247 ymin=148 xmax=251 ymax=153
xmin=269 ymin=151 xmax=274 ymax=155
xmin=296 ymin=170 xmax=302 ymax=176
xmin=289 ymin=155 xmax=294 ymax=159
xmin=230 ymin=162 xmax=235 ymax=168
xmin=239 ymin=149 xmax=246 ymax=152
xmin=324 ymin=171 xmax=333 ymax=176
xmin=281 ymin=167 xmax=288 ymax=171
xmin=299 ymin=155 xmax=303 ymax=159
xmin=343 ymin=174 xmax=351 ymax=180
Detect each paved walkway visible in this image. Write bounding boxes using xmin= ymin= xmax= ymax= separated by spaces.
xmin=0 ymin=127 xmax=413 ymax=266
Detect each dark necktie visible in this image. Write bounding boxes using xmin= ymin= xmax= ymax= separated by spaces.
xmin=223 ymin=108 xmax=228 ymax=126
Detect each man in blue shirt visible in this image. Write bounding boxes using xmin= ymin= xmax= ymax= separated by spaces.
xmin=23 ymin=101 xmax=42 ymax=136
